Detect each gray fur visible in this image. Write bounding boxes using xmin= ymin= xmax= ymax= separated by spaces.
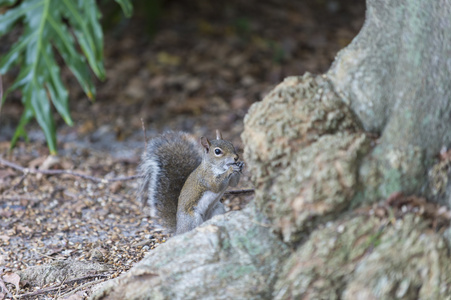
xmin=139 ymin=131 xmax=243 ymax=235
xmin=138 ymin=131 xmax=203 ymax=233
xmin=175 ymin=153 xmax=243 ymax=234
xmin=176 ymin=191 xmax=226 ymax=234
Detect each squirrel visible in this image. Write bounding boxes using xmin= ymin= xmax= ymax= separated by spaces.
xmin=138 ymin=130 xmax=244 ymax=235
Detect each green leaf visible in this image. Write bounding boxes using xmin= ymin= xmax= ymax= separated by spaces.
xmin=29 ymin=82 xmax=58 ymax=154
xmin=62 ymin=0 xmax=105 ymax=79
xmin=1 ymin=0 xmax=134 ymax=153
xmin=41 ymin=45 xmax=73 ymax=126
xmin=0 ymin=33 xmax=34 ymax=73
xmin=47 ymin=12 xmax=96 ymax=99
xmin=0 ymin=1 xmax=34 ymax=35
xmin=11 ymin=103 xmax=34 ymax=148
xmin=0 ymin=0 xmax=19 ymax=6
xmin=6 ymin=65 xmax=32 ymax=95
xmin=115 ymin=0 xmax=133 ymax=18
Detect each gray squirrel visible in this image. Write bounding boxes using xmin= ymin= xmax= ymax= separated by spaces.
xmin=138 ymin=130 xmax=244 ymax=235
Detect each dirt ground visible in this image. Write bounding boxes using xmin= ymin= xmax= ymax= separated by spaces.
xmin=0 ymin=0 xmax=365 ymax=298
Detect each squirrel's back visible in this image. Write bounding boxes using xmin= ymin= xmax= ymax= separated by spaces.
xmin=138 ymin=131 xmax=203 ymax=232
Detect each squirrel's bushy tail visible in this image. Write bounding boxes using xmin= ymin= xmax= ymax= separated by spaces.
xmin=138 ymin=131 xmax=203 ymax=233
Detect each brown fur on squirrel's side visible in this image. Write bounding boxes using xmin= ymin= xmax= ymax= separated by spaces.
xmin=138 ymin=131 xmax=203 ymax=232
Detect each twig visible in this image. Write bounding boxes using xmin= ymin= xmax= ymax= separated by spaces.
xmin=57 ymin=277 xmax=108 ymax=299
xmin=60 ymin=274 xmax=111 ymax=286
xmin=15 ymin=274 xmax=110 ymax=298
xmin=1 ymin=157 xmax=254 ymax=195
xmin=224 ymin=188 xmax=254 ymax=196
xmin=31 ymin=249 xmax=61 ymax=260
xmin=11 ymin=173 xmax=29 ymax=190
xmin=0 ymin=157 xmax=142 ymax=183
xmin=56 ymin=275 xmax=68 ymax=298
xmin=141 ymin=118 xmax=147 ymax=149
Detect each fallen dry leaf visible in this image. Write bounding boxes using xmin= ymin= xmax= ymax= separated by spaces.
xmin=16 ymin=224 xmax=33 ymax=234
xmin=109 ymin=181 xmax=123 ymax=194
xmin=27 ymin=156 xmax=47 ymax=170
xmin=0 ymin=169 xmax=15 ymax=180
xmin=0 ymin=277 xmax=9 ymax=297
xmin=2 ymin=272 xmax=20 ymax=292
xmin=40 ymin=155 xmax=61 ymax=171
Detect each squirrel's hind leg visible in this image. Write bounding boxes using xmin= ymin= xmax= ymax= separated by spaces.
xmin=176 ymin=212 xmax=204 ymax=234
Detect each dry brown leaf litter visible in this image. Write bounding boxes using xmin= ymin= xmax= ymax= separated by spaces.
xmin=0 ymin=142 xmax=253 ymax=299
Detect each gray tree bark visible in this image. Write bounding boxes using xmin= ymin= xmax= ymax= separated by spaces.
xmin=90 ymin=0 xmax=451 ymax=299
xmin=328 ymin=0 xmax=451 ymax=205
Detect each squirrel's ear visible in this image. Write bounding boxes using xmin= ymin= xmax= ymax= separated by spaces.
xmin=200 ymin=136 xmax=210 ymax=153
xmin=216 ymin=129 xmax=222 ymax=140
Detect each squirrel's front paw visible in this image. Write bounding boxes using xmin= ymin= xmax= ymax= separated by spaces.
xmin=231 ymin=161 xmax=244 ymax=173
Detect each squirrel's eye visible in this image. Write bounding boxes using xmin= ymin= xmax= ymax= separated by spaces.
xmin=214 ymin=148 xmax=222 ymax=155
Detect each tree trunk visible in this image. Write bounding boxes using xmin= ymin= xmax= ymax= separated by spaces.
xmin=328 ymin=0 xmax=451 ymax=205
xmin=91 ymin=1 xmax=451 ymax=299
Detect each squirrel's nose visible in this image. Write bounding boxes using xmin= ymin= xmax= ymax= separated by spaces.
xmin=234 ymin=155 xmax=239 ymax=162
